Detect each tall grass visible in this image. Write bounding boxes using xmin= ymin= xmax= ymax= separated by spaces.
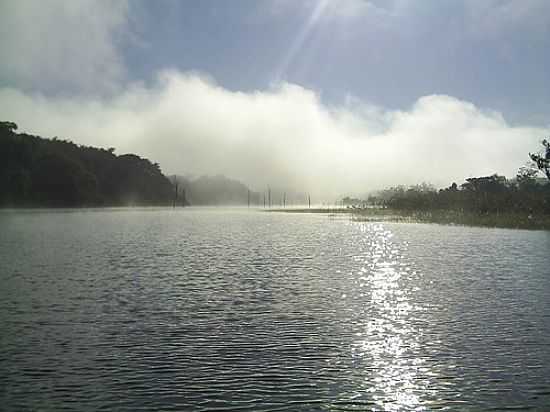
xmin=268 ymin=207 xmax=550 ymax=230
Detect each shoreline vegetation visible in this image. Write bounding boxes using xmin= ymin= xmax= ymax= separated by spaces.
xmin=2 ymin=120 xmax=550 ymax=231
xmin=0 ymin=121 xmax=257 ymax=208
xmin=272 ymin=141 xmax=550 ymax=231
xmin=0 ymin=121 xmax=175 ymax=207
xmin=267 ymin=207 xmax=550 ymax=231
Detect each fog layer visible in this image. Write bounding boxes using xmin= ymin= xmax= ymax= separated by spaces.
xmin=1 ymin=71 xmax=545 ymax=198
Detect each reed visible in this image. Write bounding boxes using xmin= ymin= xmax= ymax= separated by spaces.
xmin=268 ymin=207 xmax=550 ymax=230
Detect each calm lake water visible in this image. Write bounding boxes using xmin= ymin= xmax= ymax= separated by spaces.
xmin=1 ymin=208 xmax=550 ymax=411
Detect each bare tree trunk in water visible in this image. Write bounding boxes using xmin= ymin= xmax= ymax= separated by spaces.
xmin=181 ymin=188 xmax=187 ymax=207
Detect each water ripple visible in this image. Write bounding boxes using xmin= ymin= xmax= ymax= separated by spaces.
xmin=1 ymin=209 xmax=549 ymax=411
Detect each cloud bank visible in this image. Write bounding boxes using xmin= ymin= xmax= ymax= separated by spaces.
xmin=0 ymin=0 xmax=129 ymax=94
xmin=1 ymin=71 xmax=545 ymax=199
xmin=1 ymin=1 xmax=547 ymax=199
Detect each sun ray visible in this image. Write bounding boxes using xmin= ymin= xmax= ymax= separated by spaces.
xmin=273 ymin=0 xmax=330 ymax=83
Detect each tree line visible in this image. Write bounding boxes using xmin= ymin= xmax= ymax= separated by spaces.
xmin=363 ymin=140 xmax=550 ymax=216
xmin=0 ymin=121 xmax=174 ymax=207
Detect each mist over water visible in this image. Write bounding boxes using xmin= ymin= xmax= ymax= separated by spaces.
xmin=1 ymin=208 xmax=549 ymax=411
xmin=1 ymin=73 xmax=547 ymax=200
xmin=2 ymin=3 xmax=550 ymax=411
xmin=2 ymin=0 xmax=549 ymax=200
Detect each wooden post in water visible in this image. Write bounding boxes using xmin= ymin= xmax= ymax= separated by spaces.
xmin=263 ymin=193 xmax=266 ymax=208
xmin=283 ymin=192 xmax=286 ymax=208
xmin=308 ymin=194 xmax=311 ymax=209
xmin=247 ymin=189 xmax=250 ymax=208
xmin=268 ymin=186 xmax=271 ymax=209
xmin=172 ymin=180 xmax=178 ymax=208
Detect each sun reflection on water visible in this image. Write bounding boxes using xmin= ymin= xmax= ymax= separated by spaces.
xmin=351 ymin=223 xmax=428 ymax=411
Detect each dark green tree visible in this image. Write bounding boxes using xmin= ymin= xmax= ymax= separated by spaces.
xmin=516 ymin=164 xmax=539 ymax=190
xmin=0 ymin=121 xmax=18 ymax=132
xmin=0 ymin=121 xmax=175 ymax=207
xmin=530 ymin=139 xmax=550 ymax=181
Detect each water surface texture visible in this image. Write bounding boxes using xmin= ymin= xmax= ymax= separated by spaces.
xmin=1 ymin=208 xmax=550 ymax=411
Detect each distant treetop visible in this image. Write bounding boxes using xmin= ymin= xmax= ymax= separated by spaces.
xmin=530 ymin=139 xmax=550 ymax=181
xmin=0 ymin=121 xmax=18 ymax=132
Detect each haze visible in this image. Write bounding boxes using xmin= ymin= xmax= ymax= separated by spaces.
xmin=1 ymin=0 xmax=548 ymax=199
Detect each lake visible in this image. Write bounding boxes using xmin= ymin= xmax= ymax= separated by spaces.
xmin=1 ymin=208 xmax=549 ymax=411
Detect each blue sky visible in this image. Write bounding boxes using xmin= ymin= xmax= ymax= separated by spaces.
xmin=120 ymin=0 xmax=550 ymax=126
xmin=4 ymin=0 xmax=549 ymax=124
xmin=1 ymin=0 xmax=549 ymax=196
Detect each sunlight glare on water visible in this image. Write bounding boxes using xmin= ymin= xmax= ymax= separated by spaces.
xmin=349 ymin=224 xmax=427 ymax=411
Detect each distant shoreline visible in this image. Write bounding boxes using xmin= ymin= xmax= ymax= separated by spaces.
xmin=2 ymin=206 xmax=549 ymax=230
xmin=266 ymin=207 xmax=550 ymax=231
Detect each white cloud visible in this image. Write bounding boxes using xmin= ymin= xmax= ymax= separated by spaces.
xmin=1 ymin=71 xmax=546 ymax=199
xmin=0 ymin=0 xmax=129 ymax=94
xmin=1 ymin=2 xmax=547 ymax=199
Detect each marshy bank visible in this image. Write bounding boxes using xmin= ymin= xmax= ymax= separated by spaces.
xmin=268 ymin=170 xmax=550 ymax=231
xmin=267 ymin=207 xmax=550 ymax=230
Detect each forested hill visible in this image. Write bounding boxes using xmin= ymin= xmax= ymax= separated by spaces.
xmin=0 ymin=121 xmax=174 ymax=207
xmin=170 ymin=174 xmax=260 ymax=206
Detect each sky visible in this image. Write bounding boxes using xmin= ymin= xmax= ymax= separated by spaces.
xmin=1 ymin=0 xmax=549 ymax=198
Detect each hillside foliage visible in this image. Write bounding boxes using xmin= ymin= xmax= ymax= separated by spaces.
xmin=0 ymin=121 xmax=174 ymax=207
